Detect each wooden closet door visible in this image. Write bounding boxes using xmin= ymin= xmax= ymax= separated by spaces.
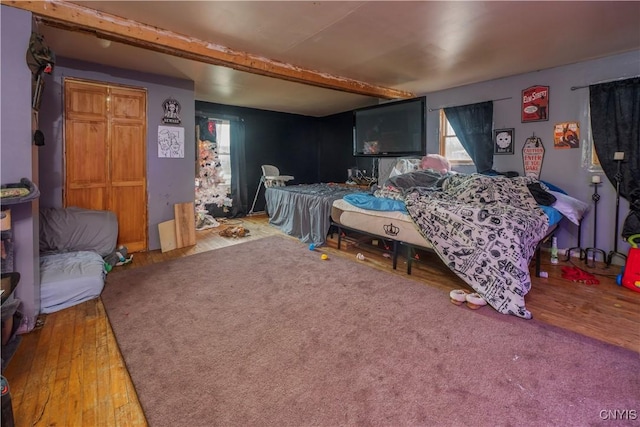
xmin=64 ymin=80 xmax=109 ymax=210
xmin=64 ymin=79 xmax=148 ymax=252
xmin=109 ymin=87 xmax=147 ymax=252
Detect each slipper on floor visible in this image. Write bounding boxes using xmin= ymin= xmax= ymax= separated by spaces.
xmin=465 ymin=293 xmax=487 ymax=309
xmin=449 ymin=289 xmax=470 ymax=305
xmin=449 ymin=289 xmax=488 ymax=309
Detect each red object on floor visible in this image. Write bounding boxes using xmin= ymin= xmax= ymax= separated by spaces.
xmin=620 ymin=234 xmax=640 ymax=293
xmin=561 ymin=266 xmax=600 ymax=285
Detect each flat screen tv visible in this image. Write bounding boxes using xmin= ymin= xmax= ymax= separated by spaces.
xmin=353 ymin=96 xmax=426 ymax=157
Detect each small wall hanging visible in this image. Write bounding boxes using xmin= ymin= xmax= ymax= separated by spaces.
xmin=27 ymin=32 xmax=56 ymax=111
xmin=521 ymin=85 xmax=549 ymax=122
xmin=522 ymin=134 xmax=545 ymax=179
xmin=162 ymin=98 xmax=181 ymax=125
xmin=493 ymin=128 xmax=515 ymax=155
xmin=553 ymin=122 xmax=580 ymax=149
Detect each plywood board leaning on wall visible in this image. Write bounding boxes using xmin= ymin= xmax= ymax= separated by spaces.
xmin=174 ymin=202 xmax=197 ymax=248
xmin=158 ymin=220 xmax=177 ymax=253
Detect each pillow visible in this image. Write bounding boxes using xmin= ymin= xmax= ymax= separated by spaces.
xmin=420 ymin=154 xmax=451 ymax=174
xmin=549 ymin=191 xmax=590 ymax=225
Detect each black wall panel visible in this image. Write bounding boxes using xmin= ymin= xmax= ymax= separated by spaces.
xmin=195 ymin=101 xmax=354 ymax=212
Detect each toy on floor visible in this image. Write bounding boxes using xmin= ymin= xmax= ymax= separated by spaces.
xmin=219 ymin=226 xmax=249 ymax=238
xmin=617 ymin=234 xmax=640 ymax=293
xmin=104 ymin=245 xmax=133 ymax=269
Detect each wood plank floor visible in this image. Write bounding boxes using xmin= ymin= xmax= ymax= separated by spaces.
xmin=4 ymin=214 xmax=639 ymax=426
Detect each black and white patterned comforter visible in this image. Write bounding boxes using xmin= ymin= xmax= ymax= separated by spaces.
xmin=404 ymin=174 xmax=549 ymax=319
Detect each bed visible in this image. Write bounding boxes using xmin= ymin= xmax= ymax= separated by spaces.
xmin=40 ymin=251 xmax=107 ymax=314
xmin=332 ymin=197 xmax=434 ymax=268
xmin=331 ymin=171 xmax=582 ymax=319
xmin=265 ymin=183 xmax=364 ymax=245
xmin=39 ymin=207 xmax=118 ymax=314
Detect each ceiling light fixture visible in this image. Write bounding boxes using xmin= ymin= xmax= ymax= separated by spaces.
xmin=98 ymin=38 xmax=111 ymax=48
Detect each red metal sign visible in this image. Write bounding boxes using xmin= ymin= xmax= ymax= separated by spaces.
xmin=521 ymin=85 xmax=549 ymax=122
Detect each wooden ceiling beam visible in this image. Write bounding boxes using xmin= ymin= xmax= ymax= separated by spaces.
xmin=4 ymin=0 xmax=415 ymax=100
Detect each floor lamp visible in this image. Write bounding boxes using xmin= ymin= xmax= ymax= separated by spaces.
xmin=584 ymin=177 xmax=606 ymax=268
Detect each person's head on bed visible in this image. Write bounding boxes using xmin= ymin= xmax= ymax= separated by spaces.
xmin=420 ymin=154 xmax=451 ymax=174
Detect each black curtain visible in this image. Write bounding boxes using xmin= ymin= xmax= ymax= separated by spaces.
xmin=444 ymin=101 xmax=494 ymax=173
xmin=590 ymin=77 xmax=640 ymax=238
xmin=229 ymin=119 xmax=248 ymax=218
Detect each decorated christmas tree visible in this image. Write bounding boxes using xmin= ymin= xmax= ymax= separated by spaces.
xmin=195 ymin=120 xmax=232 ymax=229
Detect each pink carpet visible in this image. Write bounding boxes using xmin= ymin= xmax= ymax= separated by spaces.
xmin=102 ymin=235 xmax=639 ymax=426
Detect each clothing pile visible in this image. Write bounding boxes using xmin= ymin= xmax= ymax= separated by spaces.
xmin=561 ymin=266 xmax=600 ymax=285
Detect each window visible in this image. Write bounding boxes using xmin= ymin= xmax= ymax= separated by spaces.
xmin=215 ymin=120 xmax=232 ymax=187
xmin=582 ymin=104 xmax=602 ymax=172
xmin=439 ymin=110 xmax=473 ymax=164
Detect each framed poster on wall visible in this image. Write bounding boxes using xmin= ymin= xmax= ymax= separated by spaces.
xmin=493 ymin=128 xmax=515 ymax=155
xmin=521 ymin=85 xmax=549 ymax=122
xmin=553 ymin=122 xmax=580 ymax=149
xmin=158 ymin=126 xmax=185 ymax=158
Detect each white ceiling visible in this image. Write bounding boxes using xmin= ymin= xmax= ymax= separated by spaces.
xmin=37 ymin=1 xmax=640 ymax=117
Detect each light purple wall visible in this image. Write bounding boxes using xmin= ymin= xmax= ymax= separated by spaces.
xmin=423 ymin=50 xmax=640 ymax=258
xmin=38 ymin=58 xmax=196 ymax=250
xmin=1 ymin=5 xmax=40 ymax=330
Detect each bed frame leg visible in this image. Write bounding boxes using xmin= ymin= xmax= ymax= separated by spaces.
xmin=535 ymin=245 xmax=541 ymax=277
xmin=407 ymin=245 xmax=413 ymax=275
xmin=392 ymin=240 xmax=398 ymax=270
xmin=337 ymin=227 xmax=343 ymax=250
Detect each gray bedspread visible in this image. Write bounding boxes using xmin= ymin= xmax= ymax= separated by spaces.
xmin=266 ymin=184 xmax=364 ymax=245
